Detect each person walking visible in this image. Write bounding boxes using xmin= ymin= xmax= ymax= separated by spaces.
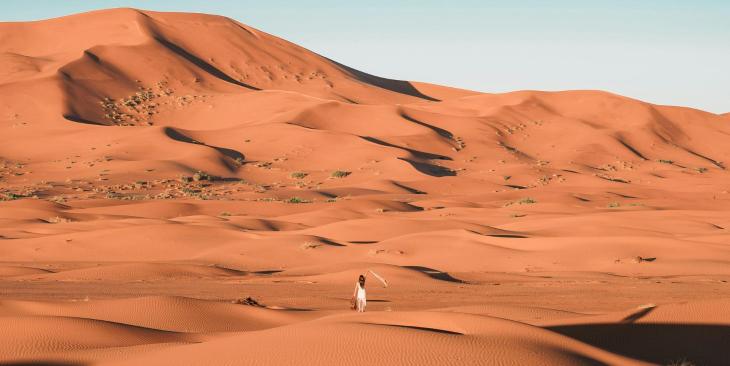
xmin=352 ymin=274 xmax=367 ymax=312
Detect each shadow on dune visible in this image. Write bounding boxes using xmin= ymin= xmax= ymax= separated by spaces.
xmin=163 ymin=127 xmax=245 ymax=169
xmin=327 ymin=58 xmax=440 ymax=102
xmin=369 ymin=323 xmax=463 ymax=335
xmin=361 ymin=136 xmax=451 ymax=161
xmin=546 ymin=323 xmax=730 ymax=366
xmin=398 ymin=158 xmax=455 ymax=177
xmin=152 ymin=36 xmax=260 ymax=91
xmin=402 ymin=266 xmax=465 ymax=283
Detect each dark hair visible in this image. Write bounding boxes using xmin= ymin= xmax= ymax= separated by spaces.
xmin=359 ymin=275 xmax=365 ymax=283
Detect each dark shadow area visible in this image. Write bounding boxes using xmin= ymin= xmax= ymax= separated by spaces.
xmin=391 ymin=181 xmax=427 ymax=195
xmin=505 ymin=184 xmax=527 ymax=190
xmin=163 ymin=127 xmax=245 ymax=170
xmin=398 ymin=158 xmax=455 ymax=177
xmin=318 ymin=237 xmax=346 ymax=247
xmin=252 ymin=270 xmax=283 ymax=275
xmin=402 ymin=265 xmax=465 ymax=283
xmin=398 ymin=111 xmax=453 ymax=139
xmin=681 ymin=146 xmax=725 ymax=169
xmin=620 ymin=306 xmax=655 ymax=323
xmin=361 ymin=136 xmax=451 ymax=161
xmin=327 ymin=58 xmax=440 ymax=101
xmin=546 ymin=323 xmax=730 ymax=366
xmin=607 ymin=191 xmax=638 ymax=199
xmin=348 ymin=241 xmax=378 ymax=244
xmin=615 ymin=136 xmax=648 ymax=160
xmin=153 ymin=36 xmax=260 ymax=90
xmin=486 ymin=234 xmax=529 ymax=239
xmin=370 ymin=323 xmax=463 ymax=335
xmin=62 ymin=113 xmax=102 ymax=125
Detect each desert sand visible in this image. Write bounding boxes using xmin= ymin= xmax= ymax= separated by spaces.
xmin=1 ymin=8 xmax=729 ymax=366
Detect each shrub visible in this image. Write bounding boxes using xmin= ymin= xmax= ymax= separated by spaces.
xmin=658 ymin=159 xmax=674 ymax=164
xmin=193 ymin=171 xmax=211 ymax=181
xmin=331 ymin=170 xmax=351 ymax=178
xmin=607 ymin=202 xmax=620 ymax=208
xmin=518 ymin=197 xmax=536 ymax=204
xmin=287 ymin=197 xmax=310 ymax=204
xmin=47 ymin=216 xmax=72 ymax=223
xmin=290 ymin=171 xmax=308 ymax=179
xmin=301 ymin=242 xmax=321 ymax=249
xmin=0 ymin=193 xmax=24 ymax=201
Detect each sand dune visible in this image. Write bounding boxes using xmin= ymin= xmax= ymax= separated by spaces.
xmin=1 ymin=7 xmax=728 ymax=365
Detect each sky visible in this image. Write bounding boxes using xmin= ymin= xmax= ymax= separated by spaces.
xmin=2 ymin=1 xmax=728 ymax=113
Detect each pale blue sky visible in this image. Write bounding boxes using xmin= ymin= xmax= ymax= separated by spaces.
xmin=2 ymin=1 xmax=728 ymax=113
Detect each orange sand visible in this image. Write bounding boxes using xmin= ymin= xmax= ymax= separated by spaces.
xmin=1 ymin=8 xmax=729 ymax=366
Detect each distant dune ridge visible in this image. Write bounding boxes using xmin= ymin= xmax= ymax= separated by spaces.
xmin=1 ymin=8 xmax=729 ymax=366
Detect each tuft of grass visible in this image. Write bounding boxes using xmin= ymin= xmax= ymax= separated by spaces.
xmin=658 ymin=159 xmax=674 ymax=164
xmin=607 ymin=202 xmax=621 ymax=208
xmin=220 ymin=212 xmax=232 ymax=217
xmin=503 ymin=197 xmax=536 ymax=207
xmin=290 ymin=171 xmax=308 ymax=179
xmin=286 ymin=197 xmax=310 ymax=204
xmin=695 ymin=167 xmax=708 ymax=173
xmin=330 ymin=170 xmax=351 ymax=178
xmin=503 ymin=175 xmax=512 ymax=181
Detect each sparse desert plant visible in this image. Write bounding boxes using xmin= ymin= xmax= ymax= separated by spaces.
xmin=290 ymin=171 xmax=308 ymax=179
xmin=220 ymin=212 xmax=232 ymax=217
xmin=607 ymin=202 xmax=620 ymax=208
xmin=232 ymin=296 xmax=263 ymax=307
xmin=503 ymin=197 xmax=536 ymax=207
xmin=658 ymin=159 xmax=674 ymax=164
xmin=330 ymin=170 xmax=351 ymax=178
xmin=695 ymin=167 xmax=708 ymax=173
xmin=287 ymin=197 xmax=310 ymax=204
xmin=301 ymin=241 xmax=321 ymax=249
xmin=193 ymin=171 xmax=212 ymax=181
xmin=0 ymin=192 xmax=24 ymax=201
xmin=518 ymin=197 xmax=536 ymax=204
xmin=503 ymin=175 xmax=512 ymax=181
xmin=47 ymin=216 xmax=72 ymax=223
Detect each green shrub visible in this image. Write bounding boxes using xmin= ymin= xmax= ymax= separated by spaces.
xmin=287 ymin=197 xmax=310 ymax=204
xmin=331 ymin=170 xmax=351 ymax=178
xmin=290 ymin=171 xmax=308 ymax=179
